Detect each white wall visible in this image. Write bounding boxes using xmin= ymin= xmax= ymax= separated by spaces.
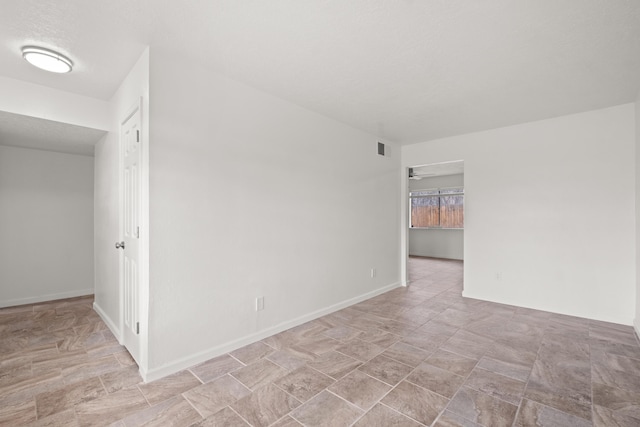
xmin=0 ymin=76 xmax=109 ymax=131
xmin=402 ymin=104 xmax=636 ymax=325
xmin=93 ymin=48 xmax=150 ymax=362
xmin=635 ymin=92 xmax=640 ymax=337
xmin=146 ymin=48 xmax=400 ymax=378
xmin=0 ymin=145 xmax=94 ymax=306
xmin=409 ymin=174 xmax=464 ymax=260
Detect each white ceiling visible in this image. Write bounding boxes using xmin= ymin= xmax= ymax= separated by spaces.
xmin=1 ymin=1 xmax=639 ymax=145
xmin=0 ymin=111 xmax=106 ymax=156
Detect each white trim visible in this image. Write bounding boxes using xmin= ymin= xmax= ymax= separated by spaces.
xmin=634 ymin=318 xmax=640 ymax=343
xmin=141 ymin=281 xmax=402 ymax=383
xmin=0 ymin=289 xmax=93 ymax=308
xmin=410 ymin=227 xmax=464 ymax=231
xmin=93 ymin=302 xmax=122 ymax=343
xmin=400 ymin=167 xmax=409 ymax=287
xmin=139 ymin=94 xmax=150 ymax=375
xmin=462 ymin=290 xmax=634 ymax=326
xmin=119 ymin=96 xmax=149 ymax=369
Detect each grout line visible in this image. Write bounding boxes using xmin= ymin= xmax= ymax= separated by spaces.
xmin=3 ymin=263 xmax=637 ymax=426
xmin=32 ymin=397 xmax=38 ymax=421
xmin=226 ymin=405 xmax=252 ymax=426
xmin=227 ymin=353 xmax=247 ymax=367
xmin=98 ymin=375 xmax=108 ymax=395
xmin=136 ymin=384 xmax=152 ymax=407
xmin=181 ymin=390 xmax=206 ymax=420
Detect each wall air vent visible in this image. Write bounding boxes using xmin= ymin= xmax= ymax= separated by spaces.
xmin=377 ymin=142 xmax=385 ymax=156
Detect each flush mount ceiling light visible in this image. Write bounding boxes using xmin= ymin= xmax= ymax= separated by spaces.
xmin=22 ymin=46 xmax=73 ymax=73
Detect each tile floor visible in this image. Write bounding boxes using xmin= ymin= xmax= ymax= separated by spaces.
xmin=1 ymin=257 xmax=640 ymax=426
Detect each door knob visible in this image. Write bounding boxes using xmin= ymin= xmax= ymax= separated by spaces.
xmin=115 ymin=241 xmax=125 ymax=249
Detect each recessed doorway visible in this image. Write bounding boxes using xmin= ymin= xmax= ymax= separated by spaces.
xmin=406 ymin=160 xmax=464 ymax=284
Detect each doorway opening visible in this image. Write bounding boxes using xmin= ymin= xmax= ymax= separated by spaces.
xmin=405 ymin=160 xmax=464 ymax=285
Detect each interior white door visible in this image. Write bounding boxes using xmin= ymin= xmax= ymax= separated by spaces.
xmin=120 ymin=104 xmax=142 ymax=363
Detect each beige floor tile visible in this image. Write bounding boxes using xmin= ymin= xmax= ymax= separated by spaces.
xmin=592 ymin=404 xmax=640 ymax=427
xmin=447 ymin=387 xmax=518 ymax=427
xmin=193 ymin=407 xmax=250 ymax=426
xmin=359 ymin=355 xmax=414 ymax=386
xmin=189 ymin=354 xmax=244 ymax=383
xmin=61 ymin=355 xmax=122 ymax=385
xmin=262 ymin=331 xmax=298 ymax=351
xmin=230 ymin=341 xmax=275 ymax=365
xmin=382 ymin=342 xmax=430 ymax=367
xmin=434 ymin=410 xmax=482 ymax=427
xmin=0 ymin=360 xmax=32 ymax=388
xmin=273 ymin=366 xmax=334 ymax=402
xmin=514 ymin=399 xmax=591 ymax=427
xmin=270 ymin=415 xmax=303 ymax=426
xmin=295 ymin=335 xmax=341 ymax=355
xmin=381 ymin=380 xmax=448 ymax=425
xmin=29 ymin=408 xmax=79 ymax=427
xmin=353 ymin=403 xmax=423 ymax=426
xmin=290 ymin=391 xmax=362 ymax=426
xmin=0 ymin=369 xmax=64 ymax=405
xmin=426 ymin=349 xmax=477 ymax=376
xmin=328 ymin=369 xmax=391 ymax=410
xmin=463 ymin=367 xmax=526 ymax=405
xmin=322 ymin=325 xmax=362 ymax=341
xmin=266 ymin=349 xmax=310 ymax=370
xmin=118 ymin=395 xmax=202 ymax=427
xmin=3 ymin=259 xmax=640 ymax=426
xmin=592 ymin=382 xmax=640 ymax=421
xmin=306 ymin=350 xmax=361 ymax=380
xmin=406 ymin=362 xmax=466 ymax=398
xmin=35 ymin=377 xmax=106 ymax=418
xmin=183 ymin=374 xmax=251 ymax=418
xmin=231 ymin=383 xmax=301 ymax=427
xmin=230 ymin=358 xmax=288 ymax=391
xmin=0 ymin=396 xmax=36 ymax=425
xmin=100 ymin=365 xmax=142 ymax=393
xmin=476 ymin=355 xmax=530 ymax=382
xmin=32 ymin=349 xmax=89 ymax=376
xmin=336 ymin=339 xmax=384 ymax=362
xmin=114 ymin=351 xmax=137 ymax=367
xmin=74 ymin=386 xmax=149 ymax=427
xmin=137 ymin=370 xmax=201 ymax=406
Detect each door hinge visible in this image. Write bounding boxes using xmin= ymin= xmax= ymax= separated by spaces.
xmin=136 ymin=226 xmax=140 ymax=238
xmin=136 ymin=130 xmax=140 ymax=142
xmin=136 ymin=322 xmax=140 ymax=334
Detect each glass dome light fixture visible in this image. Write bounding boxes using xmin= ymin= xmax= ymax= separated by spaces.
xmin=22 ymin=46 xmax=73 ymax=73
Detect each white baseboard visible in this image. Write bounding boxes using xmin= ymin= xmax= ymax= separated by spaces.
xmin=462 ymin=290 xmax=634 ymax=326
xmin=93 ymin=302 xmax=122 ymax=343
xmin=0 ymin=289 xmax=94 ymax=308
xmin=408 ymin=254 xmax=464 ymax=261
xmin=634 ymin=318 xmax=640 ymax=344
xmin=143 ymin=281 xmax=402 ymax=383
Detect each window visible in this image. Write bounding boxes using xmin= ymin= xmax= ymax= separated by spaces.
xmin=410 ymin=187 xmax=464 ymax=228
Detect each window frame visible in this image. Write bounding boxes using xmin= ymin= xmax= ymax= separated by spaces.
xmin=409 ymin=186 xmax=464 ymax=230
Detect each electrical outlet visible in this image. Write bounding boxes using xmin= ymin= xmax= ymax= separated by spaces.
xmin=371 ymin=268 xmax=376 ymax=278
xmin=255 ymin=296 xmax=264 ymax=311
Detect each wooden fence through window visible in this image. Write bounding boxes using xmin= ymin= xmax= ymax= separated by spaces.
xmin=411 ymin=205 xmax=464 ymax=228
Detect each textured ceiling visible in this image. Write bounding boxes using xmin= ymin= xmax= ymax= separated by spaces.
xmin=0 ymin=111 xmax=106 ymax=156
xmin=1 ymin=1 xmax=639 ymax=145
